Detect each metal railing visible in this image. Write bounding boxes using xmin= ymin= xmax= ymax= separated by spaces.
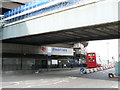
xmin=0 ymin=15 xmax=5 ymax=28
xmin=3 ymin=0 xmax=82 ymax=24
xmin=2 ymin=0 xmax=105 ymax=26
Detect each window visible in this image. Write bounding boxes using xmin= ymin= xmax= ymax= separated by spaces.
xmin=88 ymin=54 xmax=95 ymax=56
xmin=89 ymin=60 xmax=95 ymax=62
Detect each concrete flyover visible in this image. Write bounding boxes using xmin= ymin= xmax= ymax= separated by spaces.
xmin=1 ymin=0 xmax=119 ymax=45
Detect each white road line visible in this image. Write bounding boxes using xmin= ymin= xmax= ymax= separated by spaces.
xmin=26 ymin=85 xmax=32 ymax=88
xmin=68 ymin=76 xmax=77 ymax=79
xmin=112 ymin=86 xmax=118 ymax=88
xmin=22 ymin=80 xmax=66 ymax=87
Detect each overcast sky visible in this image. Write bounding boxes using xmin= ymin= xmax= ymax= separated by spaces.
xmin=86 ymin=39 xmax=118 ymax=64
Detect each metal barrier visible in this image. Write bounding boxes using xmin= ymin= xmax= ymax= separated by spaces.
xmin=4 ymin=0 xmax=55 ymax=18
xmin=3 ymin=0 xmax=81 ymax=24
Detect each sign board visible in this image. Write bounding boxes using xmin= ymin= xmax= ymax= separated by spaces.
xmin=64 ymin=64 xmax=66 ymax=66
xmin=39 ymin=46 xmax=73 ymax=56
xmin=47 ymin=47 xmax=52 ymax=53
xmin=80 ymin=68 xmax=85 ymax=72
xmin=49 ymin=47 xmax=73 ymax=56
xmin=48 ymin=61 xmax=51 ymax=65
xmin=52 ymin=60 xmax=58 ymax=65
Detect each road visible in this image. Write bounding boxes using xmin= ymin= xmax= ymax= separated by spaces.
xmin=2 ymin=68 xmax=118 ymax=88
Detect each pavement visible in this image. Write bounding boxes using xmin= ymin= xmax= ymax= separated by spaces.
xmin=2 ymin=68 xmax=119 ymax=88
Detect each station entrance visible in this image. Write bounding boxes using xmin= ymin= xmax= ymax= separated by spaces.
xmin=2 ymin=53 xmax=74 ymax=71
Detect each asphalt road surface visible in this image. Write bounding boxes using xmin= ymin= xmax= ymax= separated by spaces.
xmin=2 ymin=68 xmax=118 ymax=88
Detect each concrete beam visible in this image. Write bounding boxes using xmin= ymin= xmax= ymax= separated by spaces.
xmin=1 ymin=0 xmax=118 ymax=40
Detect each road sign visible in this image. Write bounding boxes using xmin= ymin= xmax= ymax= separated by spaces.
xmin=80 ymin=68 xmax=85 ymax=72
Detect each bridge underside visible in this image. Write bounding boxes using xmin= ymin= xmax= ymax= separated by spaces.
xmin=2 ymin=21 xmax=119 ymax=45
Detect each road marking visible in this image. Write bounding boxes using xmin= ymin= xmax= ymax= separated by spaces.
xmin=26 ymin=85 xmax=32 ymax=88
xmin=2 ymin=82 xmax=20 ymax=88
xmin=53 ymin=80 xmax=65 ymax=84
xmin=23 ymin=79 xmax=66 ymax=87
xmin=112 ymin=86 xmax=118 ymax=88
xmin=68 ymin=76 xmax=77 ymax=79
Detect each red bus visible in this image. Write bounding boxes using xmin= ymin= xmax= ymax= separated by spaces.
xmin=86 ymin=52 xmax=98 ymax=68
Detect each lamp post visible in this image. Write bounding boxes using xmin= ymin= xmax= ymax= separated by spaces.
xmin=107 ymin=42 xmax=109 ymax=64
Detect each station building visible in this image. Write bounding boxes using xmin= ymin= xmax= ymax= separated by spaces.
xmin=2 ymin=42 xmax=88 ymax=71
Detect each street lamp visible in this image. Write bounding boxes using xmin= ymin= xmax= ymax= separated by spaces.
xmin=107 ymin=42 xmax=109 ymax=64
